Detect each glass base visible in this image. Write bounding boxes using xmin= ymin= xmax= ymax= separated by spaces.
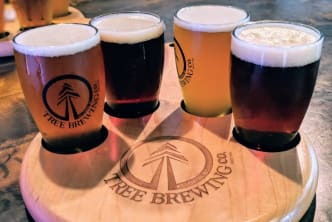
xmin=53 ymin=11 xmax=72 ymax=18
xmin=104 ymin=101 xmax=159 ymax=118
xmin=0 ymin=55 xmax=14 ymax=60
xmin=232 ymin=127 xmax=301 ymax=152
xmin=41 ymin=125 xmax=108 ymax=154
xmin=0 ymin=31 xmax=9 ymax=39
xmin=180 ymin=100 xmax=232 ymax=117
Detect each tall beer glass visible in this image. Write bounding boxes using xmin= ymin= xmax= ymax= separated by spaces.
xmin=13 ymin=23 xmax=107 ymax=153
xmin=230 ymin=21 xmax=324 ymax=151
xmin=174 ymin=5 xmax=249 ymax=117
xmin=11 ymin=0 xmax=53 ymax=29
xmin=90 ymin=12 xmax=165 ymax=118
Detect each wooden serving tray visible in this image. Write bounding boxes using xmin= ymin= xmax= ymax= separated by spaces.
xmin=20 ymin=45 xmax=318 ymax=222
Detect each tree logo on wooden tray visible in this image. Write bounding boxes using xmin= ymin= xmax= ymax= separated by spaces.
xmin=120 ymin=136 xmax=213 ymax=191
xmin=104 ymin=136 xmax=233 ymax=205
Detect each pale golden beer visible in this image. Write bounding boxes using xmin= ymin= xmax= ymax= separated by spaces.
xmin=174 ymin=5 xmax=249 ymax=117
xmin=13 ymin=24 xmax=106 ymax=153
xmin=11 ymin=0 xmax=52 ymax=29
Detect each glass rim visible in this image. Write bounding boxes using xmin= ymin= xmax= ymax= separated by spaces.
xmin=89 ymin=11 xmax=164 ymax=31
xmin=13 ymin=23 xmax=100 ymax=57
xmin=13 ymin=23 xmax=99 ymax=46
xmin=232 ymin=20 xmax=324 ymax=49
xmin=174 ymin=4 xmax=250 ymax=32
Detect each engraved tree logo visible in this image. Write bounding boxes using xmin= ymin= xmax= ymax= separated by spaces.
xmin=43 ymin=75 xmax=93 ymax=122
xmin=120 ymin=136 xmax=213 ymax=191
xmin=142 ymin=142 xmax=188 ymax=190
xmin=57 ymin=83 xmax=81 ymax=121
xmin=174 ymin=38 xmax=186 ymax=80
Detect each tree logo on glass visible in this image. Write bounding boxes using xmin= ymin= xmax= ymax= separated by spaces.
xmin=43 ymin=74 xmax=92 ymax=121
xmin=174 ymin=38 xmax=194 ymax=87
xmin=104 ymin=136 xmax=233 ymax=205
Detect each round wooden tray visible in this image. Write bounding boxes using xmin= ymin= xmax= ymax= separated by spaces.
xmin=20 ymin=45 xmax=318 ymax=222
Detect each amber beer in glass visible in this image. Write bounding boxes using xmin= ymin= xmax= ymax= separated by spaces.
xmin=90 ymin=12 xmax=165 ymax=118
xmin=174 ymin=5 xmax=249 ymax=117
xmin=13 ymin=24 xmax=106 ymax=153
xmin=230 ymin=21 xmax=324 ymax=151
xmin=11 ymin=0 xmax=52 ymax=29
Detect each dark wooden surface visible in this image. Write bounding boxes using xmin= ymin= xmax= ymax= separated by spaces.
xmin=0 ymin=0 xmax=331 ymax=221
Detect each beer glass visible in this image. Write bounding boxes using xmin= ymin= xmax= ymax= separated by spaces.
xmin=50 ymin=0 xmax=69 ymax=17
xmin=11 ymin=0 xmax=53 ymax=29
xmin=13 ymin=23 xmax=107 ymax=153
xmin=174 ymin=5 xmax=249 ymax=117
xmin=230 ymin=21 xmax=324 ymax=151
xmin=90 ymin=12 xmax=165 ymax=118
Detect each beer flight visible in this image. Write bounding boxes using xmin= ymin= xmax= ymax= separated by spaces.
xmin=10 ymin=4 xmax=323 ymax=153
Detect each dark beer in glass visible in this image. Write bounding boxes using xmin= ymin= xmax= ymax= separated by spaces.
xmin=230 ymin=21 xmax=324 ymax=151
xmin=13 ymin=24 xmax=107 ymax=153
xmin=90 ymin=12 xmax=165 ymax=118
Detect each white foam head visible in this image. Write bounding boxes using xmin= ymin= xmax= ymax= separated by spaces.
xmin=231 ymin=21 xmax=324 ymax=67
xmin=174 ymin=5 xmax=249 ymax=32
xmin=13 ymin=23 xmax=100 ymax=57
xmin=90 ymin=12 xmax=165 ymax=44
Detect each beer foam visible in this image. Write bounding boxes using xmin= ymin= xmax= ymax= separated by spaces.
xmin=231 ymin=22 xmax=324 ymax=67
xmin=90 ymin=13 xmax=165 ymax=44
xmin=174 ymin=5 xmax=249 ymax=32
xmin=13 ymin=24 xmax=100 ymax=57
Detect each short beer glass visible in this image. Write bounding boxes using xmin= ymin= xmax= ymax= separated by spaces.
xmin=13 ymin=23 xmax=107 ymax=153
xmin=90 ymin=12 xmax=165 ymax=118
xmin=11 ymin=0 xmax=53 ymax=29
xmin=50 ymin=0 xmax=69 ymax=17
xmin=174 ymin=5 xmax=249 ymax=117
xmin=230 ymin=21 xmax=324 ymax=151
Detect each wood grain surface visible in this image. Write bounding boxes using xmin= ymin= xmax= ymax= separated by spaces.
xmin=20 ymin=44 xmax=318 ymax=222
